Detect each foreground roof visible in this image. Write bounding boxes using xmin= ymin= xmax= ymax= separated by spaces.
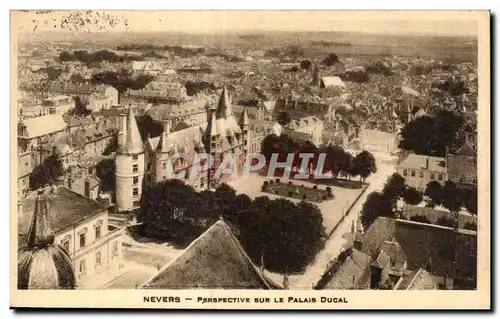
xmin=142 ymin=220 xmax=271 ymax=289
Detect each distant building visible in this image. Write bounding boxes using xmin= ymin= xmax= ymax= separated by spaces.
xmin=359 ymin=129 xmax=399 ymax=154
xmin=18 ymin=186 xmax=124 ymax=289
xmin=320 ymin=76 xmax=346 ymax=89
xmin=397 ymin=154 xmax=447 ymax=190
xmin=247 ymin=119 xmax=283 ymax=154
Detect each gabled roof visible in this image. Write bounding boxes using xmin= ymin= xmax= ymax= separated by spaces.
xmin=395 ymin=268 xmax=437 ymax=290
xmin=21 ymin=114 xmax=67 ymax=139
xmin=142 ymin=220 xmax=271 ymax=289
xmin=398 ymin=154 xmax=446 ymax=173
xmin=324 ymin=250 xmax=371 ymax=289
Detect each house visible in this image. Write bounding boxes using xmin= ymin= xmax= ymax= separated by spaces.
xmin=17 ymin=186 xmax=125 ymax=289
xmin=397 ymin=154 xmax=447 ymax=190
xmin=321 ymin=249 xmax=372 ymax=290
xmin=284 ymin=116 xmax=324 ymax=146
xmin=41 ymin=95 xmax=74 ymax=115
xmin=142 ymin=220 xmax=275 ymax=289
xmin=356 ymin=216 xmax=477 ymax=289
xmin=18 ymin=114 xmax=67 ymax=152
xmin=88 ymin=92 xmax=115 ymax=112
xmin=247 ymin=119 xmax=283 ymax=154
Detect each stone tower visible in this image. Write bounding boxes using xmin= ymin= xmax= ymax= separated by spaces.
xmin=115 ymin=104 xmax=145 ymax=211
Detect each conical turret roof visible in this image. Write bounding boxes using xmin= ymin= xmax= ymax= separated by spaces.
xmin=118 ymin=104 xmax=144 ymax=155
xmin=239 ymin=107 xmax=249 ymax=127
xmin=216 ymin=85 xmax=233 ymax=119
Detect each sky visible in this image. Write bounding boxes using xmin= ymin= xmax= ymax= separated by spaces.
xmin=11 ymin=10 xmax=480 ymax=37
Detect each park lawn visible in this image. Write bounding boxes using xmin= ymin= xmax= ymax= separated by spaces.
xmin=263 ymin=181 xmax=332 ymax=203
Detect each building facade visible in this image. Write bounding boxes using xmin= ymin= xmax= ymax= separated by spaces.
xmin=397 ymin=154 xmax=447 ymax=190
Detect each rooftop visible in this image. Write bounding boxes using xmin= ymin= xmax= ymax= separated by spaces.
xmin=398 ymin=154 xmax=446 ymax=173
xmin=142 ymin=220 xmax=271 ymax=289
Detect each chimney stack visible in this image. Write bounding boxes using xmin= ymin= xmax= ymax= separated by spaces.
xmin=84 ymin=177 xmax=91 ymax=198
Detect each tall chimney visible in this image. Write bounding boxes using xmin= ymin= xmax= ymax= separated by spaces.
xmin=84 ymin=176 xmax=91 ymax=198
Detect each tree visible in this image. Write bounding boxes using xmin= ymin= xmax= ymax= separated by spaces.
xmin=463 ymin=222 xmax=477 ymax=231
xmin=138 ymin=180 xmax=199 ymax=229
xmin=399 ymin=116 xmax=435 ymax=155
xmin=70 ymin=73 xmax=85 ymax=84
xmin=95 ymin=158 xmax=115 ymax=192
xmin=352 ymin=151 xmax=377 ymax=183
xmin=136 ymin=115 xmax=164 ymax=140
xmin=382 ymin=173 xmax=406 ymax=211
xmin=277 ymin=111 xmax=291 ymax=126
xmin=425 ymin=181 xmax=443 ymax=205
xmin=360 ymin=192 xmax=393 ymax=229
xmin=300 ymin=60 xmax=312 ymax=70
xmin=238 ymin=198 xmax=326 ymax=275
xmin=70 ymin=96 xmax=92 ymax=117
xmin=402 ymin=187 xmax=423 ymax=205
xmin=29 ymin=154 xmax=64 ymax=190
xmin=322 ymin=53 xmax=339 ymax=66
xmin=463 ymin=187 xmax=477 ymax=215
xmin=442 ymin=181 xmax=462 ymax=214
xmin=102 ymin=134 xmax=118 ymax=156
xmin=435 ymin=216 xmax=455 ymax=228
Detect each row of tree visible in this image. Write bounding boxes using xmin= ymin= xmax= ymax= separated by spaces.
xmin=59 ymin=50 xmax=143 ymax=65
xmin=90 ymin=71 xmax=155 ymax=94
xmin=261 ymin=134 xmax=377 ymax=183
xmin=361 ymin=172 xmax=477 ymax=230
xmin=399 ymin=110 xmax=464 ymax=157
xmin=138 ymin=180 xmax=326 ymax=275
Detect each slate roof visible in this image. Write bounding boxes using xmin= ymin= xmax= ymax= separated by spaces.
xmin=398 ymin=154 xmax=446 ymax=173
xmin=395 ymin=268 xmax=437 ymax=290
xmin=447 ymin=154 xmax=477 ymax=185
xmin=324 ymin=250 xmax=371 ymax=289
xmin=18 ymin=186 xmax=108 ymax=247
xmin=142 ymin=220 xmax=271 ymax=289
xmin=21 ymin=114 xmax=67 ymax=139
xmin=362 ymin=217 xmax=477 ymax=280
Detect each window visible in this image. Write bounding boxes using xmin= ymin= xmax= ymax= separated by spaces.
xmin=79 ymin=233 xmax=86 ymax=248
xmin=112 ymin=241 xmax=118 ymax=257
xmin=133 ymin=164 xmax=138 ymax=173
xmin=95 ymin=225 xmax=101 ymax=239
xmin=133 ymin=176 xmax=139 ymax=185
xmin=438 ymin=174 xmax=443 ymax=181
xmin=147 ymin=163 xmax=152 ymax=170
xmin=419 ymin=171 xmax=424 ymax=178
xmin=61 ymin=239 xmax=70 ymax=254
xmin=132 ymin=154 xmax=138 ymax=161
xmin=79 ymin=259 xmax=86 ymax=274
xmin=403 ymin=169 xmax=407 ymax=176
xmin=411 ymin=170 xmax=416 ymax=177
xmin=163 ymin=175 xmax=166 ymax=180
xmin=163 ymin=162 xmax=167 ymax=169
xmin=95 ymin=251 xmax=101 ymax=266
xmin=133 ymin=188 xmax=139 ymax=196
xmin=430 ymin=173 xmax=435 ymax=180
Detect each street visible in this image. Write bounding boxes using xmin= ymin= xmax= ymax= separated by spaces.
xmin=263 ymin=151 xmax=398 ymax=289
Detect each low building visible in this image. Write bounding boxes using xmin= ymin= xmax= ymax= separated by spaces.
xmin=18 ymin=114 xmax=68 ymax=152
xmin=17 ymin=186 xmax=125 ymax=289
xmin=397 ymin=154 xmax=447 ymax=190
xmin=320 ymin=76 xmax=346 ymax=89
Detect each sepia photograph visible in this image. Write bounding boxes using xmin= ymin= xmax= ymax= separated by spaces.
xmin=10 ymin=10 xmax=490 ymax=309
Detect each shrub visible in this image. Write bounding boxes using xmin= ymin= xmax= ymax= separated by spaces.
xmin=313 ymin=185 xmax=318 ymax=190
xmin=425 ymin=200 xmax=436 ymax=209
xmin=263 ymin=181 xmax=269 ymax=186
xmin=327 ymin=193 xmax=334 ymax=198
xmin=261 ymin=185 xmax=268 ymax=191
xmin=435 ymin=216 xmax=455 ymax=228
xmin=463 ymin=222 xmax=477 ymax=231
xmin=276 ymin=178 xmax=281 ymax=184
xmin=270 ymin=180 xmax=274 ymax=185
xmin=322 ymin=196 xmax=327 ymax=201
xmin=302 ymin=195 xmax=307 ymax=200
xmin=288 ymin=191 xmax=294 ymax=197
xmin=410 ymin=215 xmax=431 ymax=224
xmin=289 ymin=181 xmax=293 ymax=185
xmin=326 ymin=186 xmax=332 ymax=194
